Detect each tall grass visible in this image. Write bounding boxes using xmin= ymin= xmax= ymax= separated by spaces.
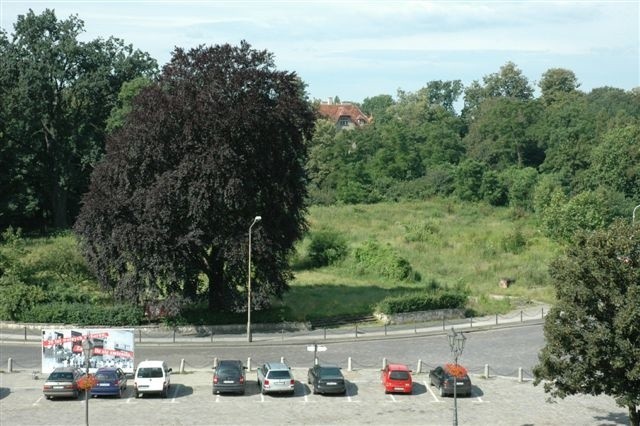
xmin=291 ymin=199 xmax=559 ymax=319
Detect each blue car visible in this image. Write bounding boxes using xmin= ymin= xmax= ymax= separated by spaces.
xmin=91 ymin=367 xmax=128 ymax=398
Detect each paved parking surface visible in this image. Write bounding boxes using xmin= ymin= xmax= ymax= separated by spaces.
xmin=0 ymin=368 xmax=627 ymax=425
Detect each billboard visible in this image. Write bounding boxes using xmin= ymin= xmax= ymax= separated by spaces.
xmin=41 ymin=328 xmax=135 ymax=374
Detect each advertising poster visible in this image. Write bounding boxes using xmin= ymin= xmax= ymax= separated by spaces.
xmin=41 ymin=328 xmax=135 ymax=374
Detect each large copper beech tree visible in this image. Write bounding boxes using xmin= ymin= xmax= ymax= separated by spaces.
xmin=75 ymin=42 xmax=316 ymax=313
xmin=533 ymin=220 xmax=640 ymax=426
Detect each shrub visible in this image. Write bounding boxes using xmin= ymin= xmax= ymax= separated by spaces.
xmin=354 ymin=240 xmax=419 ymax=282
xmin=404 ymin=220 xmax=440 ymax=243
xmin=375 ymin=291 xmax=466 ymax=314
xmin=307 ymin=228 xmax=349 ymax=268
xmin=19 ymin=303 xmax=144 ymax=326
xmin=501 ymin=228 xmax=527 ymax=254
xmin=0 ymin=281 xmax=46 ymax=320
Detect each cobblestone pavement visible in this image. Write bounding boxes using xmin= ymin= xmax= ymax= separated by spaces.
xmin=0 ymin=368 xmax=628 ymax=425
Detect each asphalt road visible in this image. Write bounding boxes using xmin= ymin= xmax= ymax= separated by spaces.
xmin=1 ymin=324 xmax=544 ymax=376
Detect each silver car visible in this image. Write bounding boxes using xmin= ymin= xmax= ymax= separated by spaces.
xmin=256 ymin=362 xmax=295 ymax=395
xmin=43 ymin=367 xmax=85 ymax=399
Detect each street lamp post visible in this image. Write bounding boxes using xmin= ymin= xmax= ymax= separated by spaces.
xmin=247 ymin=215 xmax=262 ymax=342
xmin=82 ymin=338 xmax=94 ymax=426
xmin=447 ymin=328 xmax=466 ymax=426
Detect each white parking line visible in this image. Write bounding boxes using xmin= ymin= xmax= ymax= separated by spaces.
xmin=170 ymin=384 xmax=180 ymax=403
xmin=475 ymin=396 xmax=484 ymax=403
xmin=260 ymin=393 xmax=265 ymax=403
xmin=215 ymin=393 xmax=220 ymax=403
xmin=424 ymin=381 xmax=441 ymax=402
xmin=32 ymin=396 xmax=43 ymax=406
xmin=388 ymin=393 xmax=396 ymax=402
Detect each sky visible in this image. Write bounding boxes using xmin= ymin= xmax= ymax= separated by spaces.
xmin=1 ymin=1 xmax=638 ymax=104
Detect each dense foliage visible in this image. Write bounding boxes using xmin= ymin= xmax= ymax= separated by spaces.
xmin=533 ymin=221 xmax=640 ymax=425
xmin=375 ymin=291 xmax=467 ymax=315
xmin=0 ymin=9 xmax=157 ymax=230
xmin=75 ymin=41 xmax=316 ymax=313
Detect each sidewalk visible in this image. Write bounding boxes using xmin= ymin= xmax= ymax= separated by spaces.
xmin=0 ymin=303 xmax=550 ymax=345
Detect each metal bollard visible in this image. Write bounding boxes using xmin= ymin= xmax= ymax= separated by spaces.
xmin=8 ymin=358 xmax=12 ymax=373
xmin=173 ymin=328 xmax=176 ymax=343
xmin=518 ymin=367 xmax=524 ymax=383
xmin=347 ymin=357 xmax=352 ymax=372
xmin=495 ymin=314 xmax=498 ymax=325
xmin=470 ymin=317 xmax=473 ymax=328
xmin=521 ymin=311 xmax=523 ymax=322
xmin=180 ymin=359 xmax=185 ymax=374
xmin=280 ymin=356 xmax=285 ymax=364
xmin=484 ymin=364 xmax=490 ymax=379
xmin=314 ymin=357 xmax=318 ymax=365
xmin=24 ymin=326 xmax=27 ymax=341
xmin=355 ymin=324 xmax=358 ymax=338
xmin=417 ymin=359 xmax=423 ymax=374
xmin=442 ymin=315 xmax=445 ymax=331
xmin=542 ymin=307 xmax=544 ymax=318
xmin=382 ymin=357 xmax=387 ymax=370
xmin=139 ymin=329 xmax=142 ymax=343
xmin=247 ymin=357 xmax=251 ymax=372
xmin=213 ymin=357 xmax=218 ymax=368
xmin=384 ymin=324 xmax=387 ymax=336
xmin=324 ymin=328 xmax=327 ymax=340
xmin=210 ymin=327 xmax=214 ymax=343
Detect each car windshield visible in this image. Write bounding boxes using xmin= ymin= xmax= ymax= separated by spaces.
xmin=48 ymin=372 xmax=74 ymax=381
xmin=268 ymin=370 xmax=291 ymax=379
xmin=389 ymin=371 xmax=410 ymax=380
xmin=320 ymin=367 xmax=341 ymax=376
xmin=138 ymin=367 xmax=163 ymax=378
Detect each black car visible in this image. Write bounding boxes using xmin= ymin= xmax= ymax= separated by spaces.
xmin=213 ymin=360 xmax=246 ymax=395
xmin=429 ymin=365 xmax=472 ymax=397
xmin=307 ymin=364 xmax=346 ymax=395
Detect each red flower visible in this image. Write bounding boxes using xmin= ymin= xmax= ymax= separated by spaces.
xmin=444 ymin=363 xmax=468 ymax=378
xmin=77 ymin=374 xmax=98 ymax=391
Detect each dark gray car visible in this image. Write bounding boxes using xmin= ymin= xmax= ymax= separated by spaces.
xmin=212 ymin=360 xmax=246 ymax=395
xmin=429 ymin=365 xmax=472 ymax=397
xmin=307 ymin=364 xmax=346 ymax=395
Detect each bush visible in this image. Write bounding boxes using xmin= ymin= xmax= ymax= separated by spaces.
xmin=0 ymin=281 xmax=46 ymax=320
xmin=19 ymin=302 xmax=144 ymax=326
xmin=307 ymin=228 xmax=348 ymax=268
xmin=354 ymin=240 xmax=419 ymax=282
xmin=501 ymin=228 xmax=527 ymax=254
xmin=404 ymin=220 xmax=440 ymax=243
xmin=375 ymin=291 xmax=467 ymax=314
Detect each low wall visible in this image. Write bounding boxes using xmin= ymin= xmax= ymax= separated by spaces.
xmin=375 ymin=308 xmax=465 ymax=325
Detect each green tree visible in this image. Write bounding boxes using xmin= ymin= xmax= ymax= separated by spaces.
xmin=534 ymin=220 xmax=640 ymax=426
xmin=361 ymin=94 xmax=395 ymax=123
xmin=105 ymin=76 xmax=153 ymax=133
xmin=464 ymin=97 xmax=543 ymax=168
xmin=75 ymin=42 xmax=316 ymax=311
xmin=0 ymin=9 xmax=156 ymax=231
xmin=463 ymin=61 xmax=534 ymax=121
xmin=539 ymin=68 xmax=579 ymax=104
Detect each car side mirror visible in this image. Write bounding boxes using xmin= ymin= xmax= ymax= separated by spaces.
xmin=168 ymin=368 xmax=172 ymax=372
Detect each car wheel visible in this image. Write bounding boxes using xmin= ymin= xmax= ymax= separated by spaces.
xmin=73 ymin=390 xmax=78 ymax=399
xmin=135 ymin=392 xmax=140 ymax=399
xmin=118 ymin=387 xmax=122 ymax=398
xmin=312 ymin=386 xmax=318 ymax=395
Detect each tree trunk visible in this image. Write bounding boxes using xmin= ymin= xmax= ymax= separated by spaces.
xmin=629 ymin=405 xmax=639 ymax=426
xmin=207 ymin=251 xmax=225 ymax=311
xmin=52 ymin=183 xmax=69 ymax=229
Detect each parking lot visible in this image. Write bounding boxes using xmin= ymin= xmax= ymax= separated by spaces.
xmin=0 ymin=368 xmax=628 ymax=425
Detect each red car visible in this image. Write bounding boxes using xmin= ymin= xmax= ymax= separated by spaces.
xmin=381 ymin=363 xmax=413 ymax=394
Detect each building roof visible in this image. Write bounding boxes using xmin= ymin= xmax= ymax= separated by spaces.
xmin=317 ymin=103 xmax=372 ymax=127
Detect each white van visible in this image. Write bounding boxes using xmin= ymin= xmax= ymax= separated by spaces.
xmin=134 ymin=360 xmax=172 ymax=398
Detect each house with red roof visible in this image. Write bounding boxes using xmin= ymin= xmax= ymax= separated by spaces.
xmin=317 ymin=99 xmax=372 ymax=130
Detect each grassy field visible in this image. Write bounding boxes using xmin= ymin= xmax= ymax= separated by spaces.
xmin=283 ymin=199 xmax=560 ymax=321
xmin=1 ymin=199 xmax=561 ymax=324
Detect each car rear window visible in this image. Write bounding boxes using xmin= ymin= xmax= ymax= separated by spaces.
xmin=48 ymin=372 xmax=74 ymax=381
xmin=138 ymin=367 xmax=163 ymax=378
xmin=96 ymin=372 xmax=115 ymax=380
xmin=216 ymin=366 xmax=240 ymax=376
xmin=389 ymin=371 xmax=410 ymax=380
xmin=320 ymin=367 xmax=341 ymax=376
xmin=267 ymin=370 xmax=291 ymax=379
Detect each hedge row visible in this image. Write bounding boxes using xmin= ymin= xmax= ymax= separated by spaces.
xmin=375 ymin=291 xmax=467 ymax=315
xmin=18 ymin=302 xmax=144 ymax=326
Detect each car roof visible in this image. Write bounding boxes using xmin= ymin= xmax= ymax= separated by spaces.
xmin=387 ymin=363 xmax=410 ymax=371
xmin=218 ymin=360 xmax=242 ymax=365
xmin=265 ymin=362 xmax=289 ymax=370
xmin=52 ymin=367 xmax=78 ymax=372
xmin=96 ymin=367 xmax=119 ymax=372
xmin=318 ymin=364 xmax=340 ymax=369
xmin=137 ymin=360 xmax=166 ymax=368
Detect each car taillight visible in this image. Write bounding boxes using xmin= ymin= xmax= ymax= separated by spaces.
xmin=43 ymin=385 xmax=51 ymax=390
xmin=239 ymin=376 xmax=244 ymax=384
xmin=264 ymin=379 xmax=269 ymax=386
xmin=213 ymin=376 xmax=218 ymax=384
xmin=290 ymin=379 xmax=295 ymax=385
xmin=114 ymin=380 xmax=120 ymax=385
